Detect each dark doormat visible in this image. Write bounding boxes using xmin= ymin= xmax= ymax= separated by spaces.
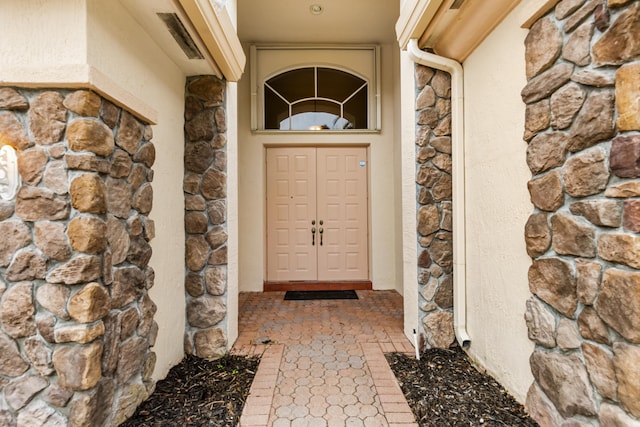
xmin=284 ymin=290 xmax=359 ymax=300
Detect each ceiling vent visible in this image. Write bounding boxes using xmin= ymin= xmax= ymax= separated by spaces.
xmin=157 ymin=12 xmax=204 ymax=60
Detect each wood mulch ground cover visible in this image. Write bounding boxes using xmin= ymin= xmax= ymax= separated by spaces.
xmin=386 ymin=345 xmax=539 ymax=426
xmin=122 ymin=345 xmax=537 ymax=426
xmin=121 ymin=354 xmax=259 ymax=427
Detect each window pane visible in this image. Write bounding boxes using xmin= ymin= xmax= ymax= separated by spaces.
xmin=285 ymin=100 xmax=350 ymax=130
xmin=317 ymin=68 xmax=365 ymax=103
xmin=281 ymin=113 xmax=352 ymax=130
xmin=267 ymin=68 xmax=315 ymax=102
xmin=264 ymin=66 xmax=369 ymax=130
xmin=291 ymin=100 xmax=340 ymax=116
xmin=343 ymin=87 xmax=368 ymax=129
xmin=265 ymin=86 xmax=289 ymax=130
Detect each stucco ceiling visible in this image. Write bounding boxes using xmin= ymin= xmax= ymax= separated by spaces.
xmin=237 ymin=0 xmax=400 ymax=44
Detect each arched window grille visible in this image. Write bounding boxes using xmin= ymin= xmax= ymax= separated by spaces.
xmin=264 ymin=67 xmax=368 ymax=130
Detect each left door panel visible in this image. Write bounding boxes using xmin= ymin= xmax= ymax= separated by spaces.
xmin=266 ymin=147 xmax=317 ymax=281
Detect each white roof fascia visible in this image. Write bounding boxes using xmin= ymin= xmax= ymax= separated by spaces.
xmin=177 ymin=0 xmax=246 ymax=81
xmin=395 ymin=0 xmax=445 ymax=50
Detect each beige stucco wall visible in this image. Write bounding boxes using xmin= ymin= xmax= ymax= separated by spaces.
xmin=462 ymin=1 xmax=537 ymax=403
xmin=225 ymin=0 xmax=239 ymax=348
xmin=85 ymin=0 xmax=231 ymax=380
xmin=1 ymin=0 xmax=194 ymax=381
xmin=227 ymin=81 xmax=240 ymax=344
xmin=86 ymin=1 xmax=188 ymax=381
xmin=237 ymin=43 xmax=402 ymax=293
xmin=0 ymin=0 xmax=87 ymax=71
xmin=392 ymin=45 xmax=405 ymax=296
xmin=399 ymin=49 xmax=419 ymax=340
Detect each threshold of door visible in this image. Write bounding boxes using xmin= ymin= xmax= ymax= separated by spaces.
xmin=263 ymin=281 xmax=372 ymax=292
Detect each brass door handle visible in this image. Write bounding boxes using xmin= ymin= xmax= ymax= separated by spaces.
xmin=319 ymin=227 xmax=323 ymax=246
xmin=311 ymin=227 xmax=316 ymax=246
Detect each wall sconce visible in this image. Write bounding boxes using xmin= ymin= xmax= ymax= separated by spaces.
xmin=0 ymin=144 xmax=20 ymax=201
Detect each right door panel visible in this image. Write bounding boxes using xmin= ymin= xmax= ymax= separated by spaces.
xmin=316 ymin=147 xmax=369 ymax=281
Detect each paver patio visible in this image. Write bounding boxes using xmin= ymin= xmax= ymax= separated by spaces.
xmin=232 ymin=290 xmax=419 ymax=427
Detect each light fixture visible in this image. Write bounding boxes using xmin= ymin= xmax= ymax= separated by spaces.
xmin=310 ymin=4 xmax=323 ymax=15
xmin=0 ymin=144 xmax=20 ymax=201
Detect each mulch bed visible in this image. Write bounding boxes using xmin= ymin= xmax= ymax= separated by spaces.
xmin=386 ymin=346 xmax=538 ymax=426
xmin=122 ymin=345 xmax=537 ymax=426
xmin=121 ymin=354 xmax=259 ymax=427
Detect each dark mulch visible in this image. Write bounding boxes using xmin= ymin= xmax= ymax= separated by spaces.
xmin=121 ymin=354 xmax=259 ymax=427
xmin=386 ymin=346 xmax=538 ymax=427
xmin=121 ymin=345 xmax=537 ymax=426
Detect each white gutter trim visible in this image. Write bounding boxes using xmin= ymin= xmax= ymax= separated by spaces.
xmin=407 ymin=39 xmax=470 ymax=349
xmin=177 ymin=0 xmax=246 ymax=82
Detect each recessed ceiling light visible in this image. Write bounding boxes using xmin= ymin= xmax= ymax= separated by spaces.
xmin=310 ymin=4 xmax=323 ymax=15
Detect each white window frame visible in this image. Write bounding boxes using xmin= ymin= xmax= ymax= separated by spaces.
xmin=250 ymin=45 xmax=381 ymax=132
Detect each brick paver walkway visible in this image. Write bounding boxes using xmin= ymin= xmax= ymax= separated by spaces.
xmin=232 ymin=290 xmax=418 ymax=427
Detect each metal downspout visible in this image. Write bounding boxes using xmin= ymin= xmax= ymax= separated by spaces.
xmin=407 ymin=39 xmax=471 ymax=348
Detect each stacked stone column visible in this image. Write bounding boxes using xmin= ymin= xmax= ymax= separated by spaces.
xmin=0 ymin=88 xmax=157 ymax=426
xmin=522 ymin=0 xmax=640 ymax=425
xmin=414 ymin=65 xmax=455 ymax=350
xmin=183 ymin=76 xmax=229 ymax=359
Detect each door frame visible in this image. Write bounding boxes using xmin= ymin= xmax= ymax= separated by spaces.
xmin=263 ymin=143 xmax=373 ymax=291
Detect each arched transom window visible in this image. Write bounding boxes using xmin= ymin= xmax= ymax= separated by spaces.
xmin=264 ymin=67 xmax=368 ymax=130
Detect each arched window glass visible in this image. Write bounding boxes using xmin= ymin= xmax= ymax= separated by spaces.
xmin=264 ymin=67 xmax=368 ymax=130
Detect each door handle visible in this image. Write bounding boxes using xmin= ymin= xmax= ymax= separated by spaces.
xmin=319 ymin=227 xmax=323 ymax=246
xmin=311 ymin=227 xmax=316 ymax=246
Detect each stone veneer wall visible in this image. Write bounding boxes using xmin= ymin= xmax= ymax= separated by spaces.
xmin=182 ymin=76 xmax=229 ymax=359
xmin=414 ymin=65 xmax=455 ymax=350
xmin=522 ymin=0 xmax=640 ymax=425
xmin=0 ymin=88 xmax=158 ymax=426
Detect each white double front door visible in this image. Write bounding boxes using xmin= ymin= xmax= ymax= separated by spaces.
xmin=266 ymin=147 xmax=369 ymax=282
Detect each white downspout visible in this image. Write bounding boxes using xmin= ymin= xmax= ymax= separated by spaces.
xmin=407 ymin=39 xmax=470 ymax=349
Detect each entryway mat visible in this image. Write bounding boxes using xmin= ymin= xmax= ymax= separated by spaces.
xmin=284 ymin=290 xmax=358 ymax=300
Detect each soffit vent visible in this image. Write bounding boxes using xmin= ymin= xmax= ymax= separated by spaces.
xmin=157 ymin=12 xmax=204 ymax=60
xmin=450 ymin=0 xmax=466 ymax=9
